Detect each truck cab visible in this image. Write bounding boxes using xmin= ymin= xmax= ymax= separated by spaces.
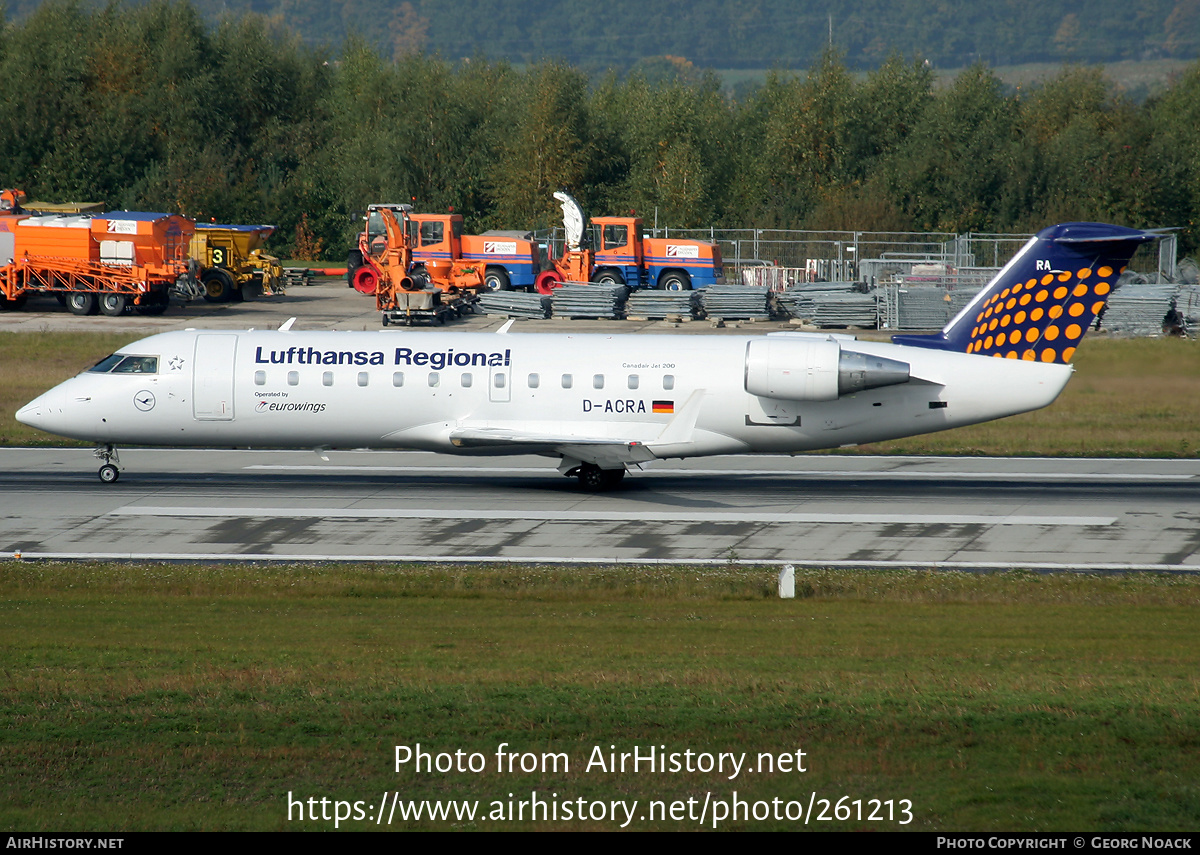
xmin=409 ymin=212 xmax=540 ymax=292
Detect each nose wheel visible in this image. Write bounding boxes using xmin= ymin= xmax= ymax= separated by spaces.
xmin=94 ymin=444 xmax=121 ymax=484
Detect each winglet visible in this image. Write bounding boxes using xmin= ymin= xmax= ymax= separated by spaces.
xmin=652 ymin=389 xmax=706 ymax=447
xmin=496 ymin=319 xmax=515 ymax=334
xmin=278 ymin=317 xmax=297 ymax=331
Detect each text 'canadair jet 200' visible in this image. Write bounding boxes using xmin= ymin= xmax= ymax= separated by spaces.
xmin=17 ymin=223 xmax=1160 ymax=489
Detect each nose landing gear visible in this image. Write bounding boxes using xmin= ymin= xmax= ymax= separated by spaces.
xmin=94 ymin=444 xmax=120 ymax=483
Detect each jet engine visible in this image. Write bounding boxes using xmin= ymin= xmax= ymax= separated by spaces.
xmin=744 ymin=338 xmax=910 ymax=402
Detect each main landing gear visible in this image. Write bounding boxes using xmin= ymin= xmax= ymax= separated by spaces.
xmin=570 ymin=462 xmax=626 ymax=491
xmin=95 ymin=444 xmax=120 ymax=483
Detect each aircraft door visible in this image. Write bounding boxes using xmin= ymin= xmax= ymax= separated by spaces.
xmin=193 ymin=334 xmax=237 ymax=420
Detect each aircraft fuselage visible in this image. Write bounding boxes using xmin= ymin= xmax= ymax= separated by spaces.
xmin=18 ymin=328 xmax=1071 ymax=462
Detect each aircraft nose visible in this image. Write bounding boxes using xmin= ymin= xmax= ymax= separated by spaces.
xmin=16 ymin=387 xmax=66 ymax=431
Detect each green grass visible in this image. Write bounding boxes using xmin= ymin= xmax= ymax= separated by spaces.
xmin=4 ymin=331 xmax=1199 ymax=456
xmin=2 ymin=562 xmax=1199 ymax=830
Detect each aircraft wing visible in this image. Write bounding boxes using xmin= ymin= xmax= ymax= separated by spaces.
xmin=448 ymin=427 xmax=658 ymax=468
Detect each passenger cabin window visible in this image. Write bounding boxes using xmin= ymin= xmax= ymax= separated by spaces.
xmin=494 ymin=373 xmax=506 ymax=389
xmin=357 ymin=372 xmax=369 ymax=387
xmin=392 ymin=372 xmax=405 ymax=387
xmin=287 ymin=371 xmax=299 ymax=386
xmin=627 ymin=374 xmax=639 ymax=389
xmin=593 ymin=374 xmax=604 ymax=389
xmin=527 ymin=373 xmax=540 ymax=388
xmin=561 ymin=374 xmax=573 ymax=389
xmin=602 ymin=224 xmax=628 ymax=250
xmin=254 ymin=371 xmax=266 ymax=386
xmin=428 ymin=372 xmax=440 ymax=387
xmin=663 ymin=374 xmax=675 ymax=390
xmin=90 ymin=354 xmax=158 ymax=374
xmin=323 ymin=372 xmax=333 ymax=387
xmin=461 ymin=373 xmax=473 ymax=388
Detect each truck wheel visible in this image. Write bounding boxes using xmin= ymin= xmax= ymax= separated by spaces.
xmin=0 ymin=294 xmax=27 ymax=310
xmin=202 ymin=270 xmax=235 ymax=303
xmin=484 ymin=267 xmax=511 ymax=291
xmin=98 ymin=294 xmax=129 ymax=316
xmin=135 ymin=292 xmax=169 ymax=315
xmin=659 ymin=271 xmax=691 ymax=291
xmin=346 ymin=249 xmax=363 ymax=287
xmin=66 ymin=293 xmax=98 ymax=315
xmin=595 ymin=269 xmax=625 ymax=287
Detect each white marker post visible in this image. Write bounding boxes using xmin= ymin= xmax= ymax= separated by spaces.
xmin=778 ymin=563 xmax=795 ymax=599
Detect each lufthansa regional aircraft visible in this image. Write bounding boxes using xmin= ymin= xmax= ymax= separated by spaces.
xmin=17 ymin=222 xmax=1158 ymax=489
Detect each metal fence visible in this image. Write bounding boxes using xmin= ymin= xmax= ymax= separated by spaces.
xmin=528 ymin=225 xmax=1190 ymax=335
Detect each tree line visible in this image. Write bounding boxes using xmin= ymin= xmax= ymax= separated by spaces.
xmin=29 ymin=0 xmax=1196 ymax=74
xmin=1 ymin=0 xmax=1198 ymax=260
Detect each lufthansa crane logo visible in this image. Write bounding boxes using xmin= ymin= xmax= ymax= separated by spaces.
xmin=134 ymin=390 xmax=156 ymax=412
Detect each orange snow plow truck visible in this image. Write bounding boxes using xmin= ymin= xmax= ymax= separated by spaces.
xmin=0 ymin=202 xmax=194 ymax=316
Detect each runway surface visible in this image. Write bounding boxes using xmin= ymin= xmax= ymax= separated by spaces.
xmin=2 ymin=448 xmax=1197 ymax=570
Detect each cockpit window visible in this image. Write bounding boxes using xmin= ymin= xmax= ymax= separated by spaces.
xmin=89 ymin=354 xmax=158 ymax=374
xmin=89 ymin=354 xmax=125 ymax=373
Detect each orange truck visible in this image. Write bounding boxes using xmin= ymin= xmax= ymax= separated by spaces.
xmin=0 ymin=207 xmax=194 ymax=315
xmin=351 ymin=204 xmax=482 ymax=324
xmin=534 ymin=191 xmax=724 ymax=294
xmin=348 ymin=205 xmax=541 ymax=293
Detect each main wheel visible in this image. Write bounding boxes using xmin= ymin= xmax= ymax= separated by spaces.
xmin=98 ymin=464 xmax=119 ymax=484
xmin=484 ymin=267 xmax=511 ymax=291
xmin=595 ymin=269 xmax=625 ymax=287
xmin=202 ymin=269 xmax=236 ymax=303
xmin=99 ymin=294 xmax=129 ymax=316
xmin=577 ymin=463 xmax=626 ymax=491
xmin=66 ymin=292 xmax=98 ymax=315
xmin=659 ymin=271 xmax=691 ymax=291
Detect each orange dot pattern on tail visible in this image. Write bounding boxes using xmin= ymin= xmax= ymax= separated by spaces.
xmin=965 ymin=265 xmax=1122 ymax=362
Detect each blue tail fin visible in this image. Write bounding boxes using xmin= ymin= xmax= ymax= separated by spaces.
xmin=892 ymin=222 xmax=1161 ymax=363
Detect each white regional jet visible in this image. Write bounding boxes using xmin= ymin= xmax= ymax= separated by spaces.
xmin=17 ymin=222 xmax=1158 ymax=489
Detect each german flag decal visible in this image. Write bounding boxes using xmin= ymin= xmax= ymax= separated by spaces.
xmin=653 ymin=400 xmax=674 ymax=414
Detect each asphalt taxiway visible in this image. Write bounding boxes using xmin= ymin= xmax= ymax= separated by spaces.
xmin=2 ymin=449 xmax=1196 ymax=570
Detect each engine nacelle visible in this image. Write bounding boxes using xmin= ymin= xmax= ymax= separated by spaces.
xmin=745 ymin=339 xmax=909 ymax=402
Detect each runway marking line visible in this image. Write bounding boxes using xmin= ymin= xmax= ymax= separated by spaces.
xmin=110 ymin=506 xmax=1117 ymax=527
xmin=10 ymin=551 xmax=1196 ymax=572
xmin=242 ymin=464 xmax=1193 ymax=481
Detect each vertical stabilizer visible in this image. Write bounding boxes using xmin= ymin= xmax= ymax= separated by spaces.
xmin=892 ymin=222 xmax=1161 ymax=363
